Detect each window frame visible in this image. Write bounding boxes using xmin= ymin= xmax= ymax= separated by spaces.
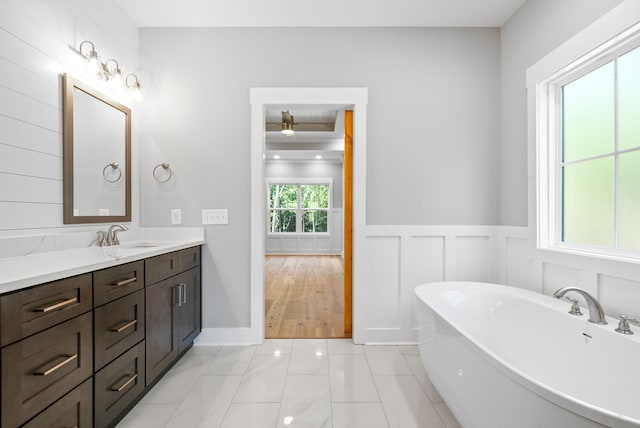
xmin=536 ymin=24 xmax=640 ymax=262
xmin=266 ymin=177 xmax=333 ymax=236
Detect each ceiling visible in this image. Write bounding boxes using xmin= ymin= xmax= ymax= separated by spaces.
xmin=115 ymin=0 xmax=526 ymax=28
xmin=265 ymin=106 xmax=346 ymax=163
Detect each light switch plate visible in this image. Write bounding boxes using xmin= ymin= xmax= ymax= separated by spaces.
xmin=171 ymin=209 xmax=182 ymax=225
xmin=202 ymin=209 xmax=228 ymax=225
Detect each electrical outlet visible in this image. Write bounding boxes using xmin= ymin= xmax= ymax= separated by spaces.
xmin=171 ymin=209 xmax=182 ymax=225
xmin=202 ymin=209 xmax=228 ymax=225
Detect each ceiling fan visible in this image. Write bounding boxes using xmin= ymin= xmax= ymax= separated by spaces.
xmin=265 ymin=110 xmax=336 ymax=133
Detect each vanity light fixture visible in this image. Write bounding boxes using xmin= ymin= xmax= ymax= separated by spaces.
xmin=79 ymin=40 xmax=101 ymax=75
xmin=72 ymin=40 xmax=143 ymax=99
xmin=103 ymin=59 xmax=123 ymax=85
xmin=281 ymin=110 xmax=295 ymax=136
xmin=126 ymin=74 xmax=143 ymax=100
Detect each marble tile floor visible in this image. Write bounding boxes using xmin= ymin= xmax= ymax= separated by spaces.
xmin=117 ymin=339 xmax=461 ymax=428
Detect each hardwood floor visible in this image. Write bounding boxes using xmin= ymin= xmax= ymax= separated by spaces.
xmin=265 ymin=255 xmax=346 ymax=338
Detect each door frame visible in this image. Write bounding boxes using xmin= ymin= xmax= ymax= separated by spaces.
xmin=250 ymin=87 xmax=368 ymax=344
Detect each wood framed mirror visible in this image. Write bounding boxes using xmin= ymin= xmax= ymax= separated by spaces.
xmin=62 ymin=74 xmax=131 ymax=224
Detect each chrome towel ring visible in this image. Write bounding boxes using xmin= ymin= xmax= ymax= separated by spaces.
xmin=102 ymin=162 xmax=122 ymax=183
xmin=153 ymin=163 xmax=173 ymax=183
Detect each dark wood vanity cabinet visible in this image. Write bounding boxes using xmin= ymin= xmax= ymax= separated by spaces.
xmin=145 ymin=248 xmax=201 ymax=385
xmin=0 ymin=245 xmax=202 ymax=428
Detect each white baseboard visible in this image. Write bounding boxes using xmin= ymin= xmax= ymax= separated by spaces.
xmin=194 ymin=327 xmax=262 ymax=346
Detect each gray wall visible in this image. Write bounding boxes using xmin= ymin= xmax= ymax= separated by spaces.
xmin=499 ymin=0 xmax=623 ymax=226
xmin=139 ymin=27 xmax=500 ymax=328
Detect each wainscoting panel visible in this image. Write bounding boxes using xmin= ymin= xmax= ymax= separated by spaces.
xmin=505 ymin=236 xmax=531 ymax=291
xmin=598 ymin=275 xmax=640 ymax=320
xmin=498 ymin=226 xmax=640 ymax=326
xmin=405 ymin=236 xmax=445 ymax=329
xmin=542 ymin=263 xmax=583 ymax=296
xmin=358 ymin=225 xmax=498 ymax=343
xmin=266 ymin=209 xmax=343 ymax=254
xmin=455 ymin=236 xmax=491 ymax=282
xmin=363 ymin=236 xmax=402 ymax=330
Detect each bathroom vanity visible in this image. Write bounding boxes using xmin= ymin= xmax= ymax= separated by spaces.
xmin=0 ymin=239 xmax=203 ymax=428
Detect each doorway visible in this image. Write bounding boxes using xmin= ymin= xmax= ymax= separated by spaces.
xmin=263 ymin=108 xmax=351 ymax=338
xmin=249 ymin=88 xmax=367 ymax=344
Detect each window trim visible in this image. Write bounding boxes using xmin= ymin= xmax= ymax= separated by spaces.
xmin=266 ymin=177 xmax=333 ymax=236
xmin=536 ymin=22 xmax=640 ymax=262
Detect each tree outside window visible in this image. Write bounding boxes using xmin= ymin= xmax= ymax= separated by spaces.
xmin=268 ymin=182 xmax=329 ymax=233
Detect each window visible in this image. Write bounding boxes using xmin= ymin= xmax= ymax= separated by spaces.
xmin=536 ymin=26 xmax=640 ymax=260
xmin=267 ymin=180 xmax=331 ymax=234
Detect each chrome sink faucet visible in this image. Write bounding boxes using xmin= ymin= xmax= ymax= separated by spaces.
xmin=553 ymin=287 xmax=608 ymax=325
xmin=105 ymin=224 xmax=128 ymax=246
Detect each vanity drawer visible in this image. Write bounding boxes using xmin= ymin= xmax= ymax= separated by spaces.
xmin=145 ymin=251 xmax=178 ymax=285
xmin=1 ymin=311 xmax=93 ymax=427
xmin=94 ymin=289 xmax=145 ymax=370
xmin=94 ymin=260 xmax=144 ymax=307
xmin=177 ymin=246 xmax=200 ymax=272
xmin=21 ymin=378 xmax=93 ymax=428
xmin=94 ymin=340 xmax=145 ymax=428
xmin=0 ymin=273 xmax=92 ymax=347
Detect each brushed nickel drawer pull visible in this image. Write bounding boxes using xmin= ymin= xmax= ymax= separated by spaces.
xmin=33 ymin=297 xmax=78 ymax=313
xmin=174 ymin=285 xmax=181 ymax=307
xmin=110 ymin=373 xmax=138 ymax=392
xmin=180 ymin=283 xmax=187 ymax=304
xmin=111 ymin=277 xmax=137 ymax=287
xmin=112 ymin=319 xmax=138 ymax=333
xmin=34 ymin=354 xmax=78 ymax=376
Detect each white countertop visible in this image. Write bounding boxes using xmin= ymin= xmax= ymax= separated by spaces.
xmin=0 ymin=231 xmax=204 ymax=294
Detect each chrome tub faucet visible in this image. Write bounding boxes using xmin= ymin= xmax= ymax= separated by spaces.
xmin=553 ymin=287 xmax=608 ymax=325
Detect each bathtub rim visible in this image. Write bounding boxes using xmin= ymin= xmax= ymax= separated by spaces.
xmin=415 ymin=281 xmax=640 ymax=428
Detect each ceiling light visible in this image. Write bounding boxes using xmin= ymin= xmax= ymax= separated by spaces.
xmin=315 ymin=155 xmax=322 ymax=159
xmin=281 ymin=110 xmax=294 ymax=136
xmin=273 ymin=155 xmax=281 ymax=159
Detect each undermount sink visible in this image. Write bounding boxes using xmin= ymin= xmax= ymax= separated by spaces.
xmin=120 ymin=242 xmax=161 ymax=249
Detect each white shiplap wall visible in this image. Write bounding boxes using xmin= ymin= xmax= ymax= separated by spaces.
xmin=0 ymin=0 xmax=138 ymax=233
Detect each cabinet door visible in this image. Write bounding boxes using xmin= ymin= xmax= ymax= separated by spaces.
xmin=176 ymin=268 xmax=201 ymax=354
xmin=145 ymin=278 xmax=179 ymax=385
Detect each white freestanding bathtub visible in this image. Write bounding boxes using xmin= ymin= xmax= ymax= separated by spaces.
xmin=415 ymin=281 xmax=640 ymax=428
